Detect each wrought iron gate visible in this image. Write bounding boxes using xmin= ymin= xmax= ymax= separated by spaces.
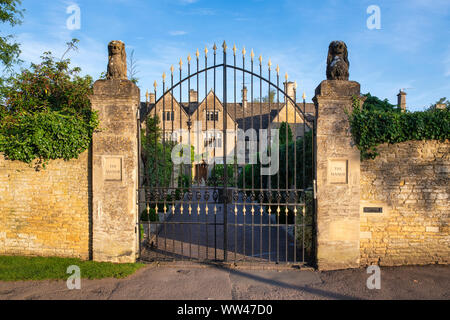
xmin=138 ymin=42 xmax=316 ymax=265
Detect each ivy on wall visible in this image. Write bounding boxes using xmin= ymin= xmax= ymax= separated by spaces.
xmin=0 ymin=50 xmax=98 ymax=166
xmin=348 ymin=96 xmax=450 ymax=159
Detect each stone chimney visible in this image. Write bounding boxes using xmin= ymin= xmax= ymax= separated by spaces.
xmin=149 ymin=93 xmax=156 ymax=104
xmin=189 ymin=90 xmax=198 ymax=103
xmin=435 ymin=103 xmax=446 ymax=110
xmin=397 ymin=90 xmax=407 ymax=113
xmin=242 ymin=86 xmax=248 ymax=108
xmin=284 ymin=81 xmax=296 ymax=103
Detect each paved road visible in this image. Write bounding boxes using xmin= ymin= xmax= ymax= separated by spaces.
xmin=1 ymin=264 xmax=448 ymax=300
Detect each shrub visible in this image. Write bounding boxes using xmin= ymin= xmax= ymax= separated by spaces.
xmin=0 ymin=45 xmax=98 ymax=166
xmin=348 ymin=96 xmax=450 ymax=159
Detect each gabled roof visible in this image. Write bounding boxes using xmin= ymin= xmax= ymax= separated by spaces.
xmin=140 ymin=90 xmax=315 ymax=129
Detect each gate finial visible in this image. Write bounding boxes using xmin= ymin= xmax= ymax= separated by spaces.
xmin=222 ymin=41 xmax=227 ymax=52
xmin=205 ymin=46 xmax=208 ymax=57
xmin=242 ymin=47 xmax=246 ymax=57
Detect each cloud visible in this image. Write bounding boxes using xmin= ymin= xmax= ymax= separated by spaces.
xmin=169 ymin=31 xmax=188 ymax=36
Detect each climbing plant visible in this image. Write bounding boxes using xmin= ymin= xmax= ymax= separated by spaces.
xmin=348 ymin=96 xmax=450 ymax=159
xmin=0 ymin=43 xmax=98 ymax=165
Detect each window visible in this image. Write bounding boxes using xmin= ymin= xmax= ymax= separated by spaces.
xmin=162 ymin=111 xmax=174 ymax=121
xmin=206 ymin=111 xmax=219 ymax=121
xmin=204 ymin=132 xmax=222 ymax=148
xmin=163 ymin=131 xmax=178 ymax=142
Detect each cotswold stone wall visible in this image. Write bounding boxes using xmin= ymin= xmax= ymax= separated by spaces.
xmin=0 ymin=151 xmax=91 ymax=259
xmin=360 ymin=140 xmax=450 ymax=266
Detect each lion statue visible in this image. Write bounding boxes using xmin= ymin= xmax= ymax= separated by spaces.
xmin=107 ymin=40 xmax=127 ymax=80
xmin=326 ymin=41 xmax=349 ymax=81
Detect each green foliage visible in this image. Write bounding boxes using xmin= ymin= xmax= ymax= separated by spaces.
xmin=141 ymin=115 xmax=175 ymax=188
xmin=275 ymin=131 xmax=314 ymax=190
xmin=349 ymin=96 xmax=450 ymax=159
xmin=140 ymin=208 xmax=158 ymax=222
xmin=0 ymin=256 xmax=145 ymax=281
xmin=0 ymin=44 xmax=98 ymax=165
xmin=209 ymin=164 xmax=235 ymax=186
xmin=279 ymin=122 xmax=293 ymax=146
xmin=0 ymin=0 xmax=24 ymax=71
xmin=295 ymin=191 xmax=314 ymax=259
xmin=238 ymin=131 xmax=314 ymax=191
xmin=362 ymin=93 xmax=399 ymax=112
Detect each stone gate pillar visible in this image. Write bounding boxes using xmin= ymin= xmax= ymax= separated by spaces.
xmin=313 ymin=80 xmax=364 ymax=270
xmin=90 ymin=41 xmax=140 ymax=263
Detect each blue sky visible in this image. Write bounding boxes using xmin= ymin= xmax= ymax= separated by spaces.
xmin=5 ymin=0 xmax=450 ymax=110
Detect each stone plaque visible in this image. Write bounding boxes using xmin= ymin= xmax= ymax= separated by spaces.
xmin=329 ymin=160 xmax=348 ymax=184
xmin=104 ymin=157 xmax=122 ymax=181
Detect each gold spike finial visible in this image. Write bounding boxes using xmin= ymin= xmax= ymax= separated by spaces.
xmin=205 ymin=46 xmax=208 ymax=57
xmin=276 ymin=65 xmax=280 ymax=75
xmin=153 ymin=81 xmax=157 ymax=90
xmin=187 ymin=54 xmax=191 ymax=64
xmin=179 ymin=58 xmax=183 ymax=70
xmin=222 ymin=41 xmax=227 ymax=52
xmin=170 ymin=65 xmax=174 ymax=74
xmin=285 ymin=73 xmax=288 ymax=81
xmin=259 ymin=55 xmax=262 ymax=65
xmin=145 ymin=90 xmax=149 ymax=103
xmin=213 ymin=43 xmax=217 ymax=52
xmin=196 ymin=49 xmax=200 ymax=59
xmin=242 ymin=47 xmax=246 ymax=57
xmin=250 ymin=49 xmax=254 ymax=61
xmin=268 ymin=59 xmax=272 ymax=68
xmin=303 ymin=92 xmax=306 ymax=100
xmin=162 ymin=72 xmax=166 ymax=82
xmin=233 ymin=44 xmax=237 ymax=55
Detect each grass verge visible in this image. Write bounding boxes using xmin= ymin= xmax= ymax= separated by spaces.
xmin=0 ymin=256 xmax=145 ymax=282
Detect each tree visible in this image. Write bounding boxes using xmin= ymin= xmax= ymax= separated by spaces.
xmin=0 ymin=0 xmax=24 ymax=71
xmin=127 ymin=49 xmax=139 ymax=84
xmin=279 ymin=122 xmax=293 ymax=146
xmin=253 ymin=89 xmax=276 ymax=103
xmin=0 ymin=40 xmax=98 ymax=165
xmin=141 ymin=115 xmax=175 ymax=188
xmin=362 ymin=93 xmax=398 ymax=112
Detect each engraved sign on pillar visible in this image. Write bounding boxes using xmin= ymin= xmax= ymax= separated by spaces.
xmin=104 ymin=157 xmax=123 ymax=181
xmin=328 ymin=159 xmax=348 ymax=184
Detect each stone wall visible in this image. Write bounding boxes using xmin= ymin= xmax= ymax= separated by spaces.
xmin=0 ymin=151 xmax=91 ymax=259
xmin=360 ymin=140 xmax=450 ymax=266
